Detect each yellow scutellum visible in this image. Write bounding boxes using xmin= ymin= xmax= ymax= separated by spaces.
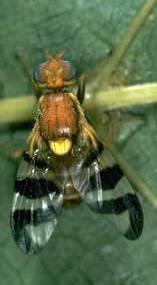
xmin=49 ymin=138 xmax=72 ymax=156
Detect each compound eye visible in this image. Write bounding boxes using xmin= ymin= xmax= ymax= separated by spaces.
xmin=62 ymin=61 xmax=76 ymax=81
xmin=32 ymin=63 xmax=46 ymax=84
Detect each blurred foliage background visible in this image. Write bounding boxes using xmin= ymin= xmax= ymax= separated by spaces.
xmin=1 ymin=0 xmax=157 ymax=284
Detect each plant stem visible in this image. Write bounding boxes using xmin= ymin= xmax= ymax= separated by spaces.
xmin=90 ymin=0 xmax=157 ymax=89
xmin=1 ymin=82 xmax=157 ymax=124
xmin=85 ymin=82 xmax=157 ymax=111
xmin=0 ymin=96 xmax=36 ymax=124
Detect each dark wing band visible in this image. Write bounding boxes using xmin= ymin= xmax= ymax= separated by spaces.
xmin=82 ymin=148 xmax=144 ymax=240
xmin=10 ymin=151 xmax=63 ymax=254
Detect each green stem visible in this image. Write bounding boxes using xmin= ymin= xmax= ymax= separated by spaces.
xmin=0 ymin=96 xmax=36 ymax=124
xmin=90 ymin=0 xmax=157 ymax=89
xmin=1 ymin=83 xmax=157 ymax=124
xmin=85 ymin=83 xmax=157 ymax=111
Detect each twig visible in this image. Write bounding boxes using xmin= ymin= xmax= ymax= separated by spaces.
xmin=110 ymin=145 xmax=157 ymax=209
xmin=0 ymin=96 xmax=36 ymax=124
xmin=90 ymin=0 xmax=157 ymax=89
xmin=0 ymin=82 xmax=156 ymax=124
xmin=85 ymin=82 xmax=157 ymax=111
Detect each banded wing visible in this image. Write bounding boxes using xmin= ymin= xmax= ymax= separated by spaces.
xmin=10 ymin=151 xmax=63 ymax=255
xmin=83 ymin=148 xmax=144 ymax=240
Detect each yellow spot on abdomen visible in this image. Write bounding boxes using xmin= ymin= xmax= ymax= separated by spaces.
xmin=49 ymin=138 xmax=72 ymax=156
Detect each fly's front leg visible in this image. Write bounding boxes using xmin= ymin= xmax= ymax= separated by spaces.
xmin=77 ymin=75 xmax=86 ymax=104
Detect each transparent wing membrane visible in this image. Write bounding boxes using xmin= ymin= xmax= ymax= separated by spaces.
xmin=11 ymin=144 xmax=144 ymax=255
xmin=83 ymin=148 xmax=144 ymax=240
xmin=10 ymin=153 xmax=63 ymax=254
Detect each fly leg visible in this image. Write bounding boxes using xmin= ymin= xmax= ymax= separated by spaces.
xmin=77 ymin=75 xmax=86 ymax=104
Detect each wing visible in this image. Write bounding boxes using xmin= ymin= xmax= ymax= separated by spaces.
xmin=10 ymin=151 xmax=63 ymax=255
xmin=82 ymin=147 xmax=144 ymax=240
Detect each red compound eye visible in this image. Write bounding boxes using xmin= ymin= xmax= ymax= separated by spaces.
xmin=32 ymin=63 xmax=46 ymax=84
xmin=61 ymin=61 xmax=76 ymax=81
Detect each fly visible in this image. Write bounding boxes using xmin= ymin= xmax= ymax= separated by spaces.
xmin=10 ymin=52 xmax=144 ymax=255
